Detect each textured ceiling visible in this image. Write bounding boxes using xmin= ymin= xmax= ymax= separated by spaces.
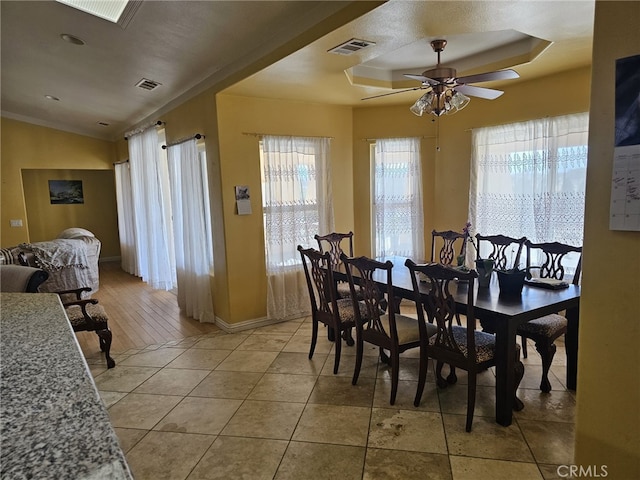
xmin=0 ymin=0 xmax=369 ymax=139
xmin=1 ymin=1 xmax=595 ymax=141
xmin=224 ymin=1 xmax=595 ymax=107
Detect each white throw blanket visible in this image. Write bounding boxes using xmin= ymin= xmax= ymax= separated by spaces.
xmin=22 ymin=239 xmax=89 ymax=271
xmin=17 ymin=239 xmax=99 ymax=296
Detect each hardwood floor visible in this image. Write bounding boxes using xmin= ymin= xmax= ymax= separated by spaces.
xmin=75 ymin=261 xmax=219 ymax=356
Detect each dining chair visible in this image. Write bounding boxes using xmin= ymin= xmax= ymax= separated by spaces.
xmin=315 ymin=231 xmax=354 ymax=299
xmin=431 ymin=229 xmax=467 ymax=265
xmin=518 ymin=240 xmax=583 ymax=392
xmin=405 ymin=259 xmax=524 ymax=432
xmin=475 ymin=233 xmax=527 ymax=270
xmin=56 ymin=287 xmax=116 ymax=368
xmin=341 ymin=254 xmax=434 ymax=405
xmin=298 ymin=245 xmax=359 ymax=374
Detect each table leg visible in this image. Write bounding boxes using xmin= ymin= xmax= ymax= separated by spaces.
xmin=494 ymin=321 xmax=519 ymax=426
xmin=565 ymin=306 xmax=579 ymax=390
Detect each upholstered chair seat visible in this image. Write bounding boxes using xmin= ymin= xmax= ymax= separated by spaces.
xmin=380 ymin=313 xmax=436 ymax=345
xmin=56 ymin=287 xmax=115 ymax=369
xmin=64 ymin=302 xmax=109 ymax=329
xmin=518 ymin=314 xmax=567 ymax=338
xmin=446 ymin=326 xmax=499 ymax=363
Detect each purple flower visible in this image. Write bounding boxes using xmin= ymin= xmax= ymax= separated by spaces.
xmin=463 ymin=222 xmax=479 ymax=255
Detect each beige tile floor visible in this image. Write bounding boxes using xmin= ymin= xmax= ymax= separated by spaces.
xmin=88 ymin=316 xmax=576 ymax=480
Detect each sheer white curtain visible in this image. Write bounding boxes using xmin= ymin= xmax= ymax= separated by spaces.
xmin=167 ymin=139 xmax=215 ymax=322
xmin=128 ymin=127 xmax=176 ymax=290
xmin=261 ymin=135 xmax=333 ymax=320
xmin=373 ymin=137 xmax=424 ymax=259
xmin=114 ymin=162 xmax=138 ymax=275
xmin=470 ymin=113 xmax=588 ymax=244
xmin=469 ymin=113 xmax=589 ymax=271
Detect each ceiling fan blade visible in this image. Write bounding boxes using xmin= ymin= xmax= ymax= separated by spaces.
xmin=361 ymin=86 xmax=429 ymax=101
xmin=404 ymin=74 xmax=439 ymax=85
xmin=456 ymin=69 xmax=519 ymax=85
xmin=456 ymin=84 xmax=504 ymax=100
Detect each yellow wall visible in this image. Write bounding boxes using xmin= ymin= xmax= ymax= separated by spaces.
xmin=216 ymin=94 xmax=355 ymax=324
xmin=22 ymin=169 xmax=119 ymax=257
xmin=575 ymin=1 xmax=640 ymax=476
xmin=153 ymin=90 xmax=233 ymax=327
xmin=1 ymin=118 xmax=119 ymax=254
xmin=352 ymin=66 xmax=591 ymax=257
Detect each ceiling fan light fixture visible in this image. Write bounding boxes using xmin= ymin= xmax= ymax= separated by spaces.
xmin=410 ymin=89 xmax=471 ymax=117
xmin=410 ymin=92 xmax=433 ymax=116
xmin=448 ymin=91 xmax=470 ymax=112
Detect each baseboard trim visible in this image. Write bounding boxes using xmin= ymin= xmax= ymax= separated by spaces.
xmin=99 ymin=256 xmax=121 ymax=263
xmin=214 ymin=314 xmax=305 ymax=333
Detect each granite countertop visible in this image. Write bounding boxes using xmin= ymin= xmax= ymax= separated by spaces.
xmin=1 ymin=292 xmax=133 ymax=479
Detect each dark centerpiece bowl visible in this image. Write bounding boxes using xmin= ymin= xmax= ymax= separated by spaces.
xmin=496 ymin=269 xmax=527 ymax=296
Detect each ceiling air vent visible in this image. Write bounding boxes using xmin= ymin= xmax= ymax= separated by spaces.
xmin=328 ymin=38 xmax=375 ymax=56
xmin=135 ymin=78 xmax=162 ymax=91
xmin=97 ymin=121 xmax=110 ymax=127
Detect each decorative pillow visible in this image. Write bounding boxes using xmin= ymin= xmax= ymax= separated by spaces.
xmin=57 ymin=228 xmax=95 ymax=239
xmin=0 ymin=248 xmax=15 ymax=265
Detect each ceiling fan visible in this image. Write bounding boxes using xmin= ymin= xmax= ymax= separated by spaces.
xmin=362 ymin=39 xmax=520 ymax=117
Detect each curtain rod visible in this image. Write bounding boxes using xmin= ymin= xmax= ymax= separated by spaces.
xmin=113 ymin=159 xmax=129 ymax=165
xmin=242 ymin=132 xmax=334 ymax=139
xmin=363 ymin=135 xmax=436 ymax=142
xmin=161 ymin=133 xmax=204 ymax=149
xmin=124 ymin=120 xmax=164 ymax=140
xmin=463 ymin=113 xmax=588 ymax=132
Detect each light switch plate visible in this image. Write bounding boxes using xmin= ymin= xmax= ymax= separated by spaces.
xmin=10 ymin=219 xmax=23 ymax=227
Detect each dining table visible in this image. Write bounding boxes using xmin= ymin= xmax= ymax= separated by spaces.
xmin=334 ymin=256 xmax=580 ymax=427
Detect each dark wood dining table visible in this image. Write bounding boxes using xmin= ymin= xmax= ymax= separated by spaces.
xmin=334 ymin=256 xmax=580 ymax=427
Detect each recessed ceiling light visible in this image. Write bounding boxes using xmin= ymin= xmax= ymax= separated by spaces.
xmin=60 ymin=33 xmax=85 ymax=45
xmin=45 ymin=95 xmax=60 ymax=101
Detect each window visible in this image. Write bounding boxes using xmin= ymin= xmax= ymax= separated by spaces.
xmin=260 ymin=135 xmax=333 ymax=320
xmin=260 ymin=136 xmax=333 ymax=270
xmin=166 ymin=138 xmax=214 ymax=322
xmin=372 ymin=137 xmax=424 ymax=259
xmin=469 ymin=113 xmax=589 ymax=271
xmin=117 ymin=129 xmax=215 ymax=322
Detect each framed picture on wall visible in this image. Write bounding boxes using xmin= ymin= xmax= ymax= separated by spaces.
xmin=235 ymin=185 xmax=252 ymax=215
xmin=49 ymin=180 xmax=84 ymax=204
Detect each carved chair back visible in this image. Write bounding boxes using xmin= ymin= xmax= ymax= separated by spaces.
xmin=315 ymin=231 xmax=354 ymax=270
xmin=475 ymin=234 xmax=527 ymax=270
xmin=298 ymin=246 xmax=341 ymax=323
xmin=430 ymin=230 xmax=467 ymax=265
xmin=406 ymin=260 xmax=479 ymax=364
xmin=524 ymin=241 xmax=583 ymax=285
xmin=341 ymin=255 xmax=395 ymax=343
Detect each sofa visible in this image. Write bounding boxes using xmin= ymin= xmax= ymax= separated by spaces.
xmin=0 ymin=228 xmax=101 ymax=296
